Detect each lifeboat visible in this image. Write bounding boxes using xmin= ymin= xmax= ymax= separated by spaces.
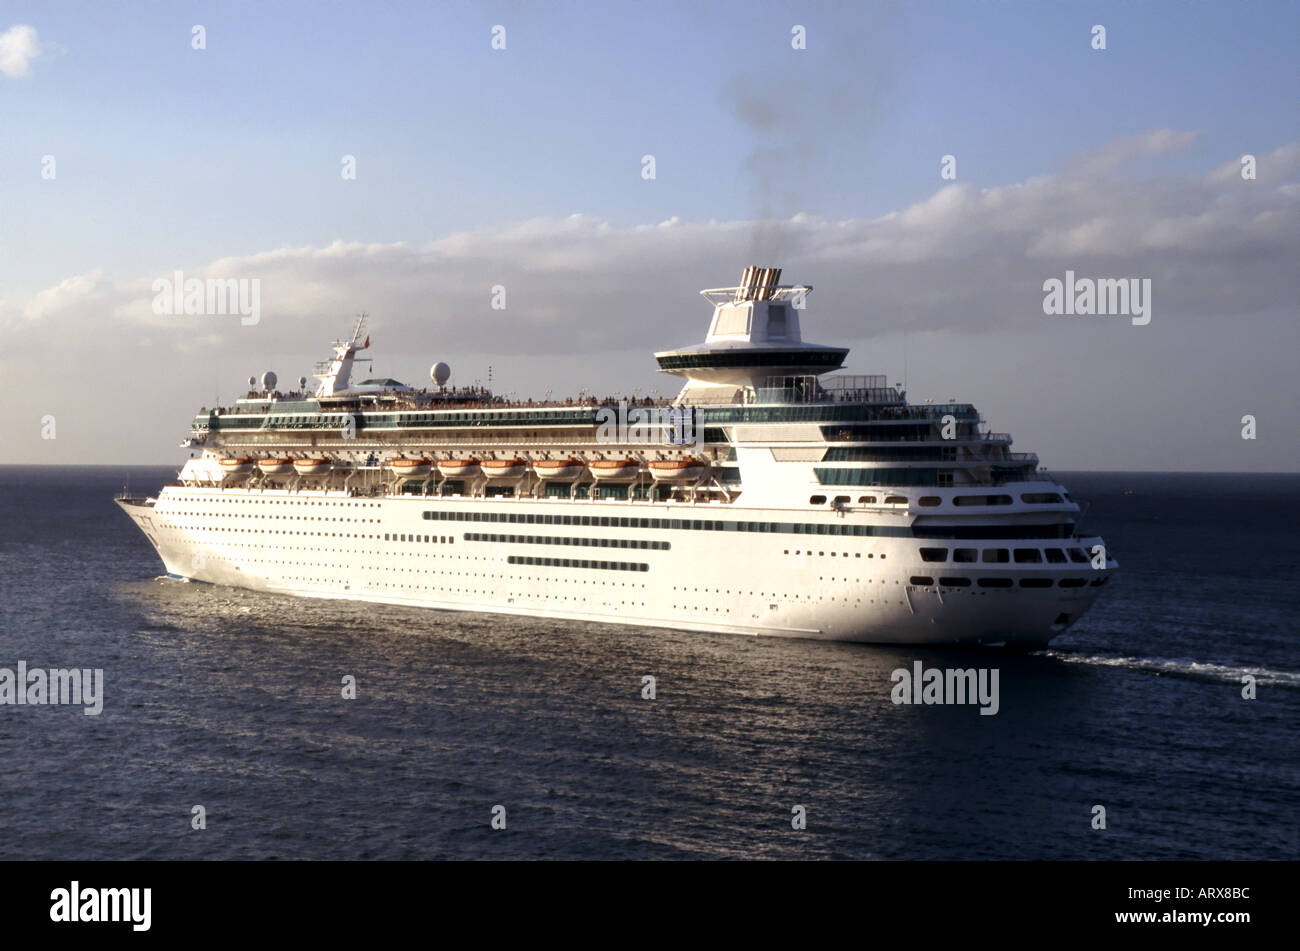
xmin=218 ymin=457 xmax=253 ymax=475
xmin=257 ymin=457 xmax=294 ymax=476
xmin=437 ymin=458 xmax=481 ymax=479
xmin=481 ymin=457 xmax=528 ymax=480
xmin=589 ymin=458 xmax=641 ymax=482
xmin=293 ymin=457 xmax=332 ymax=476
xmin=648 ymin=457 xmax=709 ymax=483
xmin=388 ymin=457 xmax=433 ymax=479
xmin=532 ymin=457 xmax=586 ymax=482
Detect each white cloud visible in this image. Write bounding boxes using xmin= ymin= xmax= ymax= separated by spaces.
xmin=2 ymin=132 xmax=1297 ymax=464
xmin=0 ymin=25 xmax=41 ymax=79
xmin=11 ymin=134 xmax=1297 ymax=354
xmin=22 ymin=268 xmax=104 ymax=322
xmin=1069 ymin=128 xmax=1202 ymax=177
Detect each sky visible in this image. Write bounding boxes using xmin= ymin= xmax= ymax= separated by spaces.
xmin=0 ymin=0 xmax=1296 ymax=470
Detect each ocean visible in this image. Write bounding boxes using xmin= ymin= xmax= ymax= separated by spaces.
xmin=0 ymin=466 xmax=1295 ymax=860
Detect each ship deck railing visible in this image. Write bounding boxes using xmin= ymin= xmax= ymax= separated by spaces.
xmin=204 ymin=385 xmax=919 ymax=417
xmin=204 ymin=394 xmax=676 ymax=417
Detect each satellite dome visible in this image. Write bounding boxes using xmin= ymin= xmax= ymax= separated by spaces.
xmin=298 ymin=376 xmax=307 ymax=390
xmin=261 ymin=371 xmax=278 ymax=390
xmin=248 ymin=375 xmax=256 ymax=387
xmin=431 ymin=362 xmax=451 ymax=386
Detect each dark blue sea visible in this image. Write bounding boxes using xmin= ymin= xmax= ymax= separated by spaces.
xmin=0 ymin=466 xmax=1295 ymax=860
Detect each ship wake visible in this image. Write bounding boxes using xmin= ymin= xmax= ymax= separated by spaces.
xmin=1043 ymin=650 xmax=1300 ymax=688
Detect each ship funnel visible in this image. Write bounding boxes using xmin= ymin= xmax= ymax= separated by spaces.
xmin=735 ymin=266 xmax=754 ymax=302
xmin=735 ymin=265 xmax=782 ymax=302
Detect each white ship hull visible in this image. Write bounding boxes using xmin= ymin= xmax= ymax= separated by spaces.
xmin=118 ymin=487 xmax=1112 ymax=647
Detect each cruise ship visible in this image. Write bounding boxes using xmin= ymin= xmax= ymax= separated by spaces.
xmin=117 ymin=267 xmax=1117 ymax=646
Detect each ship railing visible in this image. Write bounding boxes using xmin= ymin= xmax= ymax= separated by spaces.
xmin=201 ymin=395 xmax=679 ymax=417
xmin=741 ymin=386 xmax=905 ymax=406
xmin=699 ymin=284 xmax=813 ymax=306
xmin=821 ymin=373 xmax=888 ymax=391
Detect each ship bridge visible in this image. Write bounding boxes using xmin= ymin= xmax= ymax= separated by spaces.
xmin=655 ymin=267 xmax=848 ymax=403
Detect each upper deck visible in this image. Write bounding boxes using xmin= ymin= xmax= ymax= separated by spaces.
xmin=190 ymin=384 xmax=975 ymax=437
xmin=181 ymin=266 xmax=1040 ymax=490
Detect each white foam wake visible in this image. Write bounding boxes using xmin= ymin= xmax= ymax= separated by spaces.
xmin=1043 ymin=651 xmax=1300 ymax=688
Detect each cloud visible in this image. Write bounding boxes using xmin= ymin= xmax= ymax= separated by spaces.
xmin=22 ymin=268 xmax=105 ymax=322
xmin=12 ymin=134 xmax=1298 ymax=354
xmin=1206 ymin=142 xmax=1300 ymax=186
xmin=1069 ymin=129 xmax=1202 ymax=177
xmin=3 ymin=131 xmax=1297 ymax=429
xmin=0 ymin=24 xmax=41 ymax=79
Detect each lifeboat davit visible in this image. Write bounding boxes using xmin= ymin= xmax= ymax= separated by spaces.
xmin=532 ymin=457 xmax=586 ymax=482
xmin=293 ymin=457 xmax=332 ymax=476
xmin=257 ymin=458 xmax=293 ymax=476
xmin=648 ymin=457 xmax=709 ymax=483
xmin=589 ymin=458 xmax=641 ymax=482
xmin=481 ymin=457 xmax=528 ymax=479
xmin=437 ymin=458 xmax=481 ymax=479
xmin=389 ymin=457 xmax=433 ymax=479
xmin=218 ymin=457 xmax=253 ymax=475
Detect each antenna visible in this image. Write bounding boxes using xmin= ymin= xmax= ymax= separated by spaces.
xmin=903 ymin=329 xmax=908 ymax=393
xmin=351 ymin=312 xmax=368 ymax=344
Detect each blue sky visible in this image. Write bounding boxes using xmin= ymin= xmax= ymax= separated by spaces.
xmin=4 ymin=1 xmax=1294 ymax=293
xmin=0 ymin=1 xmax=1297 ymax=468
